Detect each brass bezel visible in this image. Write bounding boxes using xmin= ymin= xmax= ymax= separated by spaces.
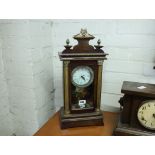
xmin=71 ymin=66 xmax=94 ymax=88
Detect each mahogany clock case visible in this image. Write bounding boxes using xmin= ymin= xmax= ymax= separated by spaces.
xmin=58 ymin=29 xmax=108 ymax=129
xmin=114 ymin=81 xmax=155 ymax=136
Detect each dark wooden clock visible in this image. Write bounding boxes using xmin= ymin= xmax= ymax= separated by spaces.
xmin=59 ymin=29 xmax=108 ymax=129
xmin=114 ymin=81 xmax=155 ymax=136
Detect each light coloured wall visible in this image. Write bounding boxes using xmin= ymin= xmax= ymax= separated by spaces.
xmin=52 ymin=19 xmax=155 ymax=111
xmin=0 ymin=38 xmax=13 ymax=135
xmin=30 ymin=20 xmax=55 ymax=127
xmin=0 ymin=20 xmax=55 ymax=135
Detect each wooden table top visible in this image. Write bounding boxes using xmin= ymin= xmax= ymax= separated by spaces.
xmin=34 ymin=111 xmax=119 ymax=136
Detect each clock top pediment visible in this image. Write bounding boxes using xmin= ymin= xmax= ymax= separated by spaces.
xmin=59 ymin=29 xmax=108 ymax=60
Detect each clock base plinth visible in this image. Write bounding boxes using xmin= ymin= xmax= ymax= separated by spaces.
xmin=114 ymin=120 xmax=155 ymax=136
xmin=59 ymin=107 xmax=104 ymax=129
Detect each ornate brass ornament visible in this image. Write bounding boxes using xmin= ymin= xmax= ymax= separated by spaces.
xmin=73 ymin=28 xmax=95 ymax=39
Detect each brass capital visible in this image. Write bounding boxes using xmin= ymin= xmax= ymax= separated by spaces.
xmin=63 ymin=60 xmax=70 ymax=67
xmin=97 ymin=60 xmax=103 ymax=65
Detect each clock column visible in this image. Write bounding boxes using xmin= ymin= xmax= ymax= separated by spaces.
xmin=96 ymin=60 xmax=103 ymax=112
xmin=63 ymin=60 xmax=70 ymax=115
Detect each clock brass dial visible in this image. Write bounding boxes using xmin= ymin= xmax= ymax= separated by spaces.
xmin=71 ymin=66 xmax=94 ymax=88
xmin=137 ymin=100 xmax=155 ymax=130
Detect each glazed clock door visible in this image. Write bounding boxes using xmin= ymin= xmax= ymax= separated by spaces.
xmin=70 ymin=60 xmax=97 ymax=113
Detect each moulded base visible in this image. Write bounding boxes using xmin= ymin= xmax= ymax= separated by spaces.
xmin=59 ymin=107 xmax=104 ymax=129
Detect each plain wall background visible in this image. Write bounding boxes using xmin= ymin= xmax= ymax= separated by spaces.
xmin=0 ymin=20 xmax=55 ymax=135
xmin=0 ymin=19 xmax=155 ymax=135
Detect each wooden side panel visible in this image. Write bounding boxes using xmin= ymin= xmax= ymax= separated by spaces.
xmin=120 ymin=95 xmax=132 ymax=123
xmin=130 ymin=96 xmax=140 ymax=127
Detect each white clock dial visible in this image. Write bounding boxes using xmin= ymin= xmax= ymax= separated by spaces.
xmin=137 ymin=100 xmax=155 ymax=130
xmin=72 ymin=66 xmax=94 ymax=87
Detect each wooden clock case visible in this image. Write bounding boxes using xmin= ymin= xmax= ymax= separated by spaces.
xmin=114 ymin=81 xmax=155 ymax=136
xmin=58 ymin=29 xmax=108 ymax=129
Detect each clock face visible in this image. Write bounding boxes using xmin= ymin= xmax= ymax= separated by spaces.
xmin=137 ymin=100 xmax=155 ymax=130
xmin=71 ymin=66 xmax=94 ymax=88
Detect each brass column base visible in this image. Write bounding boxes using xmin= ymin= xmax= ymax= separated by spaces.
xmin=59 ymin=107 xmax=104 ymax=129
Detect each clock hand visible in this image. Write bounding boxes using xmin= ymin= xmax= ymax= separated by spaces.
xmin=153 ymin=113 xmax=155 ymax=118
xmin=81 ymin=75 xmax=85 ymax=81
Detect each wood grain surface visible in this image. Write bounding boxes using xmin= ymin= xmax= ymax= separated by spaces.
xmin=34 ymin=111 xmax=119 ymax=136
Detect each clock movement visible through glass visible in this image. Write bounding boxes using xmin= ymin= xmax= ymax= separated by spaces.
xmin=71 ymin=66 xmax=94 ymax=111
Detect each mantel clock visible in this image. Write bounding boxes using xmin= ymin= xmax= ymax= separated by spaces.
xmin=114 ymin=81 xmax=155 ymax=136
xmin=59 ymin=29 xmax=108 ymax=129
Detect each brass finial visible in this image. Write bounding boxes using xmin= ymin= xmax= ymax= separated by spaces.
xmin=66 ymin=39 xmax=70 ymax=46
xmin=73 ymin=28 xmax=95 ymax=39
xmin=94 ymin=39 xmax=104 ymax=52
xmin=80 ymin=28 xmax=87 ymax=37
xmin=97 ymin=39 xmax=101 ymax=46
xmin=64 ymin=38 xmax=72 ymax=51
